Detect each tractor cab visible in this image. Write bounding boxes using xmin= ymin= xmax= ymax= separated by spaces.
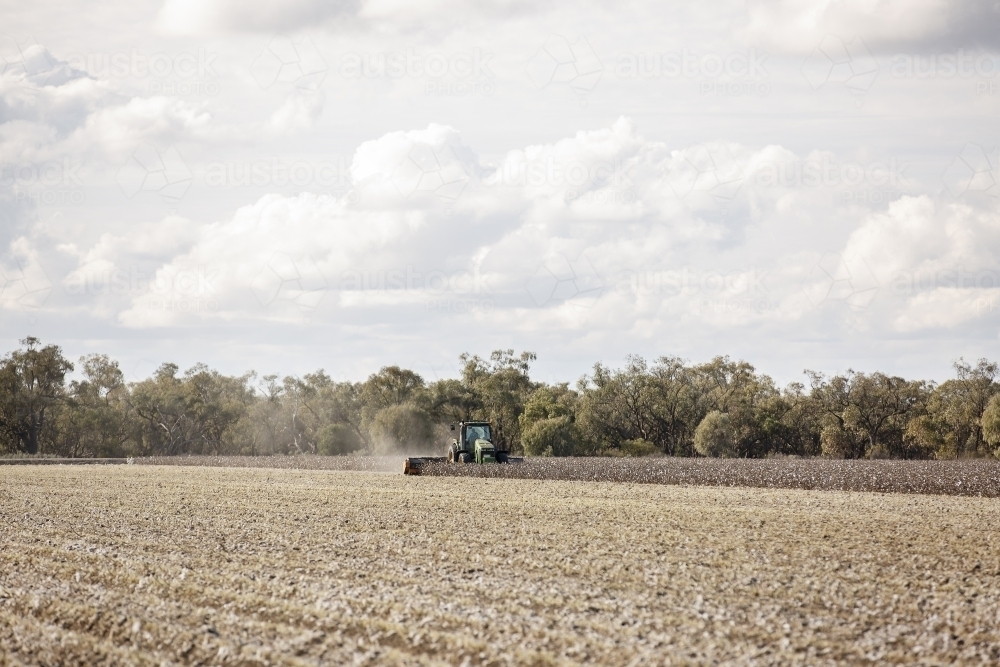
xmin=449 ymin=421 xmax=508 ymax=464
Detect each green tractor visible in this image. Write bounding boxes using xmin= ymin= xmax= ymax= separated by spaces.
xmin=403 ymin=420 xmax=521 ymax=474
xmin=448 ymin=421 xmax=510 ymax=464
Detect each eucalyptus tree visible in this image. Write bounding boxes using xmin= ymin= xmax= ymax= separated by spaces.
xmin=0 ymin=337 xmax=73 ymax=455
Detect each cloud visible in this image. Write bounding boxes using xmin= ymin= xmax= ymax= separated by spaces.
xmin=156 ymin=0 xmax=359 ymax=35
xmin=0 ymin=40 xmax=224 ymax=322
xmin=351 ymin=123 xmax=477 ymax=203
xmin=67 ymin=97 xmax=212 ymax=159
xmin=0 ymin=41 xmax=214 ymax=168
xmin=0 ymin=237 xmax=53 ymax=310
xmin=4 ymin=0 xmax=998 ymax=384
xmin=52 ymin=119 xmax=973 ymax=338
xmin=114 ymin=192 xmax=425 ymax=326
xmin=3 ymin=109 xmax=988 ymax=381
xmin=72 ymin=119 xmax=657 ymax=327
xmin=839 ymin=195 xmax=1000 ymax=332
xmin=738 ymin=0 xmax=1000 ymax=53
xmin=893 ymin=287 xmax=1000 ymax=332
xmin=156 ymin=0 xmax=538 ymax=35
xmin=0 ymin=39 xmax=88 ymax=88
xmin=844 ymin=196 xmax=1000 ymax=282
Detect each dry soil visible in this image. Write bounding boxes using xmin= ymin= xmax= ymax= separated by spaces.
xmin=1 ymin=465 xmax=998 ymax=666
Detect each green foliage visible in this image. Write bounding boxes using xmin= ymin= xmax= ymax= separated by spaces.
xmin=519 ymin=384 xmax=591 ymax=457
xmin=360 ymin=366 xmax=425 ymax=413
xmin=620 ymin=438 xmax=658 ymax=457
xmin=521 ymin=385 xmax=574 ymax=425
xmin=807 ymin=370 xmax=927 ymax=459
xmin=522 ymin=416 xmax=579 ymax=456
xmin=903 ymin=415 xmax=944 ymax=459
xmin=367 ymin=403 xmax=436 ymax=453
xmin=911 ymin=359 xmax=999 ymax=458
xmin=820 ymin=423 xmax=856 ymax=458
xmin=983 ymin=394 xmax=1000 ymax=458
xmin=0 ymin=338 xmax=74 ymax=455
xmin=316 ymin=423 xmax=364 ymax=456
xmin=128 ymin=363 xmax=254 ymax=456
xmin=1 ymin=337 xmax=997 ymax=461
xmin=459 ymin=349 xmax=536 ymax=453
xmin=577 ymin=355 xmax=700 ymax=456
xmin=694 ymin=411 xmax=735 ymax=457
xmin=56 ymin=354 xmax=130 ymax=457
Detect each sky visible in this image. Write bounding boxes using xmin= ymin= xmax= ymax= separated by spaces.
xmin=1 ymin=0 xmax=999 ymax=386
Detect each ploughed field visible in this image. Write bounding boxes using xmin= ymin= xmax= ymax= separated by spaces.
xmin=413 ymin=457 xmax=1000 ymax=497
xmin=1 ymin=466 xmax=999 ymax=666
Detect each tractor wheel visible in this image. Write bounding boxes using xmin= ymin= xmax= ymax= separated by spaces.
xmin=459 ymin=453 xmax=474 ymax=464
xmin=496 ymin=452 xmax=509 ymax=464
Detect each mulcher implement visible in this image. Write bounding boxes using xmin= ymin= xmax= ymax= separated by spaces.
xmin=403 ymin=420 xmax=522 ymax=474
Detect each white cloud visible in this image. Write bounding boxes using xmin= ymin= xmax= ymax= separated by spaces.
xmin=115 ymin=192 xmax=424 ymax=326
xmin=156 ymin=0 xmax=537 ymax=35
xmin=893 ymin=287 xmax=1000 ymax=331
xmin=67 ymin=97 xmax=212 ymax=159
xmin=3 ymin=1 xmax=999 ymax=380
xmin=57 ymin=119 xmax=989 ymax=349
xmin=0 ymin=45 xmax=215 ymax=172
xmin=0 ymin=238 xmax=52 ymax=310
xmin=838 ymin=195 xmax=1000 ymax=332
xmin=844 ymin=196 xmax=1000 ymax=282
xmin=738 ymin=0 xmax=1000 ymax=53
xmin=156 ymin=0 xmax=357 ymax=35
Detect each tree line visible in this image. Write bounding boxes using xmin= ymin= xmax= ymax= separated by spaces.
xmin=1 ymin=337 xmax=999 ymax=460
